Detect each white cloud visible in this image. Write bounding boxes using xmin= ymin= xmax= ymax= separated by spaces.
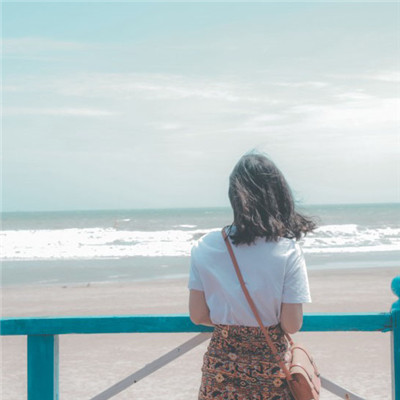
xmin=370 ymin=71 xmax=400 ymax=83
xmin=4 ymin=72 xmax=279 ymax=104
xmin=57 ymin=73 xmax=265 ymax=102
xmin=3 ymin=107 xmax=118 ymax=117
xmin=273 ymin=81 xmax=330 ymax=88
xmin=288 ymin=97 xmax=399 ymax=128
xmin=212 ymin=94 xmax=399 ymax=147
xmin=4 ymin=71 xmax=399 ymax=146
xmin=333 ymin=92 xmax=375 ymax=101
xmin=325 ymin=71 xmax=400 ymax=83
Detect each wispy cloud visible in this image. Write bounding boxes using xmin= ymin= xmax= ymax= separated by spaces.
xmin=4 ymin=70 xmax=399 ymax=141
xmin=326 ymin=71 xmax=400 ymax=84
xmin=369 ymin=71 xmax=400 ymax=83
xmin=4 ymin=72 xmax=279 ymax=104
xmin=53 ymin=73 xmax=268 ymax=103
xmin=3 ymin=107 xmax=118 ymax=117
xmin=288 ymin=97 xmax=399 ymax=130
xmin=333 ymin=91 xmax=375 ymax=101
xmin=155 ymin=123 xmax=183 ymax=131
xmin=216 ymin=96 xmax=399 ymax=140
xmin=2 ymin=37 xmax=90 ymax=55
xmin=273 ymin=81 xmax=330 ymax=88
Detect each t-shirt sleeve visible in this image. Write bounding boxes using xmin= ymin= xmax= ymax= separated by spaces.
xmin=187 ymin=246 xmax=204 ymax=291
xmin=282 ymin=242 xmax=312 ymax=303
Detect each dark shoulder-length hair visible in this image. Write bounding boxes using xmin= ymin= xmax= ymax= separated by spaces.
xmin=227 ymin=152 xmax=317 ymax=245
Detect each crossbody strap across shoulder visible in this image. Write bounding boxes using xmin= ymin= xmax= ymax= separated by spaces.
xmin=221 ymin=228 xmax=293 ymax=381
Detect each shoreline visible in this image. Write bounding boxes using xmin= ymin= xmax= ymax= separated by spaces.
xmin=1 ymin=256 xmax=399 ymax=289
xmin=2 ymin=263 xmax=399 ymax=290
xmin=2 ymin=265 xmax=398 ymax=320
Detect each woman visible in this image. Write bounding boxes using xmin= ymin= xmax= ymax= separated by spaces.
xmin=188 ymin=152 xmax=316 ymax=400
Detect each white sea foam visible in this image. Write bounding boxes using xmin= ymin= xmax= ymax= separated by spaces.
xmin=0 ymin=228 xmax=215 ymax=260
xmin=1 ymin=224 xmax=399 ymax=261
xmin=302 ymin=224 xmax=400 ymax=253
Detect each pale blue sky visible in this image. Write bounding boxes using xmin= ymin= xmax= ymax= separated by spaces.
xmin=2 ymin=2 xmax=399 ymax=211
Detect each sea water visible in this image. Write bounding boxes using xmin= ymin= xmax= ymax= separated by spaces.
xmin=1 ymin=204 xmax=399 ymax=286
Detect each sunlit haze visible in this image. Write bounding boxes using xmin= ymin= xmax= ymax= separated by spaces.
xmin=3 ymin=2 xmax=399 ymax=211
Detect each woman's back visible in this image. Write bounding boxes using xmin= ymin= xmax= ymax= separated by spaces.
xmin=189 ymin=228 xmax=311 ymax=327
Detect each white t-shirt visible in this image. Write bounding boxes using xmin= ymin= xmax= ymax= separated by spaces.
xmin=188 ymin=228 xmax=312 ymax=327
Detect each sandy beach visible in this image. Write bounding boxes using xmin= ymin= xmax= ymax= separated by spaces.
xmin=2 ymin=266 xmax=398 ymax=399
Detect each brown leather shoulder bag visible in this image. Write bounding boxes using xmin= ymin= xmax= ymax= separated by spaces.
xmin=222 ymin=229 xmax=321 ymax=400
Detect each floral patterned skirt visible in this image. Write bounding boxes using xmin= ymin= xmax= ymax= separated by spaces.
xmin=198 ymin=324 xmax=294 ymax=400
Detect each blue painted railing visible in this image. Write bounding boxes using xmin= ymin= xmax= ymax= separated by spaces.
xmin=1 ymin=275 xmax=399 ymax=400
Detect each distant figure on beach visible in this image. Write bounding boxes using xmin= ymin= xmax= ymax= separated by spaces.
xmin=188 ymin=152 xmax=317 ymax=400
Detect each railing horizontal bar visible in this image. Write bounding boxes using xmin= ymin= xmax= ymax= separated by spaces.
xmin=0 ymin=313 xmax=392 ymax=336
xmin=0 ymin=314 xmax=207 ymax=336
xmin=302 ymin=313 xmax=392 ymax=332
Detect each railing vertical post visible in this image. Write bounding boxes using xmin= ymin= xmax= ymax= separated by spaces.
xmin=391 ymin=276 xmax=400 ymax=400
xmin=27 ymin=334 xmax=59 ymax=400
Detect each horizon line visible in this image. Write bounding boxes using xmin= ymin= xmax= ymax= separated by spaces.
xmin=1 ymin=201 xmax=399 ymax=214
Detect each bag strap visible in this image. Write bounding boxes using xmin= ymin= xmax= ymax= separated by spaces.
xmin=221 ymin=228 xmax=293 ymax=381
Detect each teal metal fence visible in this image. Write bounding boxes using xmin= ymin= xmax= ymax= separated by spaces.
xmin=1 ymin=275 xmax=399 ymax=400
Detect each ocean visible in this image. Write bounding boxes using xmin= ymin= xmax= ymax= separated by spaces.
xmin=1 ymin=204 xmax=399 ymax=287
